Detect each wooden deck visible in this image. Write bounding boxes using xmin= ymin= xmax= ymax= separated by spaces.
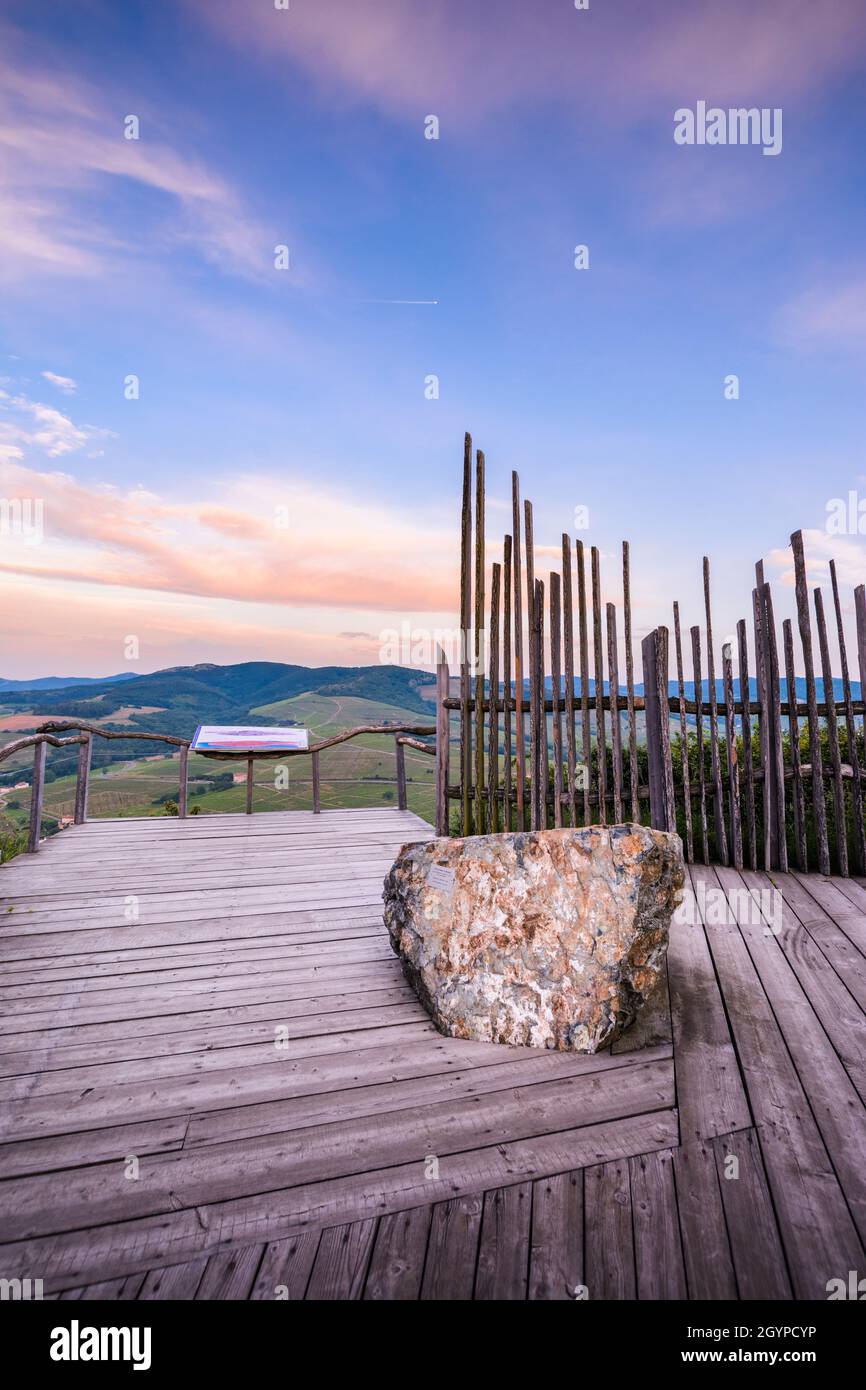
xmin=0 ymin=808 xmax=864 ymax=1300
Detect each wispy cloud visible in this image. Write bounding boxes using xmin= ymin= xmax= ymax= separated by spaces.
xmin=776 ymin=275 xmax=866 ymax=351
xmin=0 ymin=25 xmax=278 ymax=285
xmin=0 ymin=388 xmax=111 ymax=460
xmin=41 ymin=371 xmax=77 ymax=394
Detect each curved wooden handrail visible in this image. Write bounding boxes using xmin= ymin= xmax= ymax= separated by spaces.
xmin=0 ymin=733 xmax=86 ymax=764
xmin=33 ymin=718 xmax=435 ymax=757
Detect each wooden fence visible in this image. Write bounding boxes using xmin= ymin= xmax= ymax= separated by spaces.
xmin=432 ymin=432 xmax=866 ymax=878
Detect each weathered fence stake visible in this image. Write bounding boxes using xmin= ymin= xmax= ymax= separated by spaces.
xmin=435 ymin=649 xmax=450 ymax=835
xmin=673 ymin=602 xmax=694 ymax=860
xmin=792 ymin=530 xmax=830 ymax=875
xmin=831 ymin=561 xmax=865 ymax=874
xmin=511 ymin=472 xmax=525 ymax=830
xmin=246 ymin=757 xmax=254 ymax=815
xmin=73 ymin=732 xmax=92 ymax=826
xmin=311 ymin=750 xmax=321 ymax=814
xmin=623 ymin=541 xmax=640 ymax=822
xmin=642 ymin=628 xmax=676 ymax=834
xmin=815 ymin=586 xmax=848 ymax=876
xmin=395 ymin=738 xmax=407 ymax=812
xmin=177 ymin=745 xmax=189 ymax=817
xmin=460 ymin=434 xmax=473 ymax=835
xmin=28 ymin=739 xmax=47 ymax=853
xmin=783 ymin=618 xmax=808 ymax=872
xmin=576 ymin=540 xmax=591 ymax=825
xmin=488 ymin=562 xmax=501 ymax=832
xmin=690 ymin=625 xmax=710 ymax=864
xmin=562 ymin=536 xmax=578 ymax=826
xmin=607 ymin=602 xmax=623 ymax=824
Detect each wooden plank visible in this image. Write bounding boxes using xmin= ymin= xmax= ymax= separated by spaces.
xmin=690 ymin=626 xmax=710 ymax=863
xmin=0 ymin=1110 xmax=681 ymax=1291
xmin=511 ymin=471 xmax=525 ymax=830
xmin=815 ymin=585 xmax=848 ymax=875
xmin=737 ymin=618 xmax=757 ymax=870
xmin=668 ymin=871 xmax=751 ymax=1141
xmin=711 ymin=1129 xmax=792 ymax=1300
xmin=195 ymin=1244 xmax=264 ymax=1299
xmin=562 ymin=536 xmax=577 ymax=826
xmin=139 ymin=1259 xmax=207 ymax=1300
xmin=250 ymin=1232 xmax=319 ymax=1300
xmin=703 ymin=557 xmax=728 ymax=864
xmin=550 ymin=573 xmax=563 ymax=828
xmin=591 ymin=546 xmax=607 ymax=825
xmin=831 ymin=560 xmax=866 ymax=874
xmin=305 ymin=1218 xmax=376 ymax=1299
xmin=673 ymin=602 xmax=694 ymax=860
xmin=528 ymin=1170 xmax=582 ymax=1300
xmin=791 ymin=529 xmax=830 ymax=874
xmin=475 ymin=1182 xmax=532 ymax=1300
xmin=630 ymin=1148 xmax=687 ymax=1299
xmin=420 ymin=1195 xmax=483 ymax=1300
xmin=623 ymin=541 xmax=640 ymax=822
xmin=693 ymin=861 xmax=864 ymax=1296
xmin=474 ymin=448 xmax=486 ymax=835
xmin=584 ymin=1159 xmax=635 ymax=1299
xmin=461 ymin=433 xmax=473 ymax=835
xmin=607 ymin=602 xmax=623 ymax=823
xmin=487 ymin=561 xmax=501 ymax=832
xmin=672 ymin=1140 xmax=737 ymax=1299
xmin=363 ymin=1205 xmax=432 ymax=1300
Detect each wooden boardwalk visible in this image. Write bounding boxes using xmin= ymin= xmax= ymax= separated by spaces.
xmin=0 ymin=808 xmax=864 ymax=1300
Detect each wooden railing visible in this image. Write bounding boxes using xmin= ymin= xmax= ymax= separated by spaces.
xmin=1 ymin=720 xmax=436 ymax=853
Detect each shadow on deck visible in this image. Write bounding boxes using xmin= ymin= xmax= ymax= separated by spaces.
xmin=0 ymin=808 xmax=864 ymax=1300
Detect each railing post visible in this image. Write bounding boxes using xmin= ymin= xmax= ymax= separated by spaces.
xmin=642 ymin=627 xmax=676 ymax=834
xmin=436 ymin=651 xmax=450 ymax=836
xmin=28 ymin=739 xmax=47 ymax=853
xmin=395 ymin=738 xmax=407 ymax=811
xmin=312 ymin=750 xmax=321 ymax=813
xmin=246 ymin=757 xmax=254 ymax=814
xmin=73 ymin=732 xmax=92 ymax=825
xmin=178 ymin=744 xmax=189 ymax=819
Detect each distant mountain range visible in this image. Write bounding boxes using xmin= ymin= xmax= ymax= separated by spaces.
xmin=0 ymin=673 xmax=137 ymax=691
xmin=0 ymin=662 xmax=438 ymax=738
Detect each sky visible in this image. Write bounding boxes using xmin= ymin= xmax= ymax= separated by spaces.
xmin=1 ymin=0 xmax=865 ymax=679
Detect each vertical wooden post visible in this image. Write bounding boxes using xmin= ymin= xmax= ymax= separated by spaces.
xmin=815 ymin=586 xmax=847 ymax=875
xmin=690 ymin=626 xmax=710 ymax=864
xmin=791 ymin=530 xmax=830 ymax=875
xmin=703 ymin=558 xmax=728 ymax=863
xmin=763 ymin=583 xmax=788 ymax=872
xmin=623 ymin=542 xmax=640 ymax=822
xmin=783 ymin=618 xmax=807 ymax=872
xmin=737 ymin=619 xmax=757 ymax=870
xmin=606 ymin=602 xmax=623 ymax=824
xmin=562 ymin=536 xmax=577 ymax=827
xmin=642 ymin=628 xmax=676 ymax=834
xmin=502 ymin=536 xmax=512 ymax=831
xmin=28 ymin=739 xmax=47 ymax=853
xmin=73 ymin=732 xmax=92 ymax=825
xmin=550 ymin=574 xmax=563 ymax=828
xmin=311 ymin=750 xmax=321 ymax=814
xmin=488 ymin=562 xmax=501 ymax=832
xmin=511 ymin=473 xmax=525 ymax=830
xmin=474 ymin=449 xmax=486 ymax=835
xmin=435 ymin=650 xmax=450 ymax=836
xmin=576 ymin=540 xmax=591 ymax=825
xmin=673 ymin=603 xmax=694 ymax=859
xmin=178 ymin=744 xmax=189 ymax=820
xmin=529 ymin=577 xmax=543 ymax=831
xmin=460 ymin=434 xmax=473 ymax=835
xmin=395 ymin=739 xmax=407 ymax=811
xmin=831 ymin=561 xmax=865 ymax=873
xmin=722 ymin=643 xmax=743 ymax=869
xmin=246 ymin=757 xmax=254 ymax=814
xmin=591 ymin=547 xmax=606 ymax=826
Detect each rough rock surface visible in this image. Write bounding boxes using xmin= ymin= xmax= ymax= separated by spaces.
xmin=383 ymin=824 xmax=684 ymax=1052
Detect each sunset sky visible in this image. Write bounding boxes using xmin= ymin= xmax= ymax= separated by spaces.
xmin=2 ymin=0 xmax=865 ymax=678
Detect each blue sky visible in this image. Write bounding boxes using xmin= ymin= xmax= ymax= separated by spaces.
xmin=1 ymin=0 xmax=865 ymax=676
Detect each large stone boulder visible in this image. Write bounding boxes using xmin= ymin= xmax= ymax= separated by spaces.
xmin=383 ymin=824 xmax=683 ymax=1053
